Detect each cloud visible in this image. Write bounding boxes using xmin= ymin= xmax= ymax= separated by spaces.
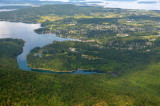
xmin=39 ymin=0 xmax=68 ymax=1
xmin=39 ymin=0 xmax=160 ymax=2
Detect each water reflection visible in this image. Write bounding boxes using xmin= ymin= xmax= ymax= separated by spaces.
xmin=0 ymin=9 xmax=17 ymax=12
xmin=0 ymin=3 xmax=33 ymax=7
xmin=32 ymin=69 xmax=98 ymax=74
xmin=0 ymin=21 xmax=71 ymax=70
xmin=87 ymin=1 xmax=160 ymax=10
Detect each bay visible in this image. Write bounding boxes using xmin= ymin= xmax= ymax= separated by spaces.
xmin=0 ymin=21 xmax=72 ymax=70
xmin=0 ymin=21 xmax=99 ymax=74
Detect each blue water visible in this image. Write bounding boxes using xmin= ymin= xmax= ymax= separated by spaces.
xmin=0 ymin=21 xmax=71 ymax=70
xmin=0 ymin=21 xmax=100 ymax=74
xmin=32 ymin=69 xmax=99 ymax=74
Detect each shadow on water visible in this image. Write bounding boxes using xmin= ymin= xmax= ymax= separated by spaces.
xmin=31 ymin=69 xmax=118 ymax=76
xmin=31 ymin=69 xmax=100 ymax=75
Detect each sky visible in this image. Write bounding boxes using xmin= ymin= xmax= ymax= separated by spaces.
xmin=39 ymin=0 xmax=160 ymax=2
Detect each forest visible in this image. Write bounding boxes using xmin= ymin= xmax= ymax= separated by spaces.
xmin=1 ymin=4 xmax=160 ymax=105
xmin=1 ymin=39 xmax=160 ymax=105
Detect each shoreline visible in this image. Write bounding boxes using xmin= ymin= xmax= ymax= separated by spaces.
xmin=30 ymin=67 xmax=117 ymax=76
xmin=31 ymin=67 xmax=76 ymax=73
xmin=29 ymin=65 xmax=99 ymax=73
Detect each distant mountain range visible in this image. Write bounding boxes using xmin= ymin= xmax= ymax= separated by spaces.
xmin=0 ymin=0 xmax=63 ymax=3
xmin=1 ymin=0 xmax=159 ymax=4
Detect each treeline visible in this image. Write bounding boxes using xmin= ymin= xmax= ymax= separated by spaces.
xmin=0 ymin=38 xmax=24 ymax=70
xmin=0 ymin=38 xmax=24 ymax=57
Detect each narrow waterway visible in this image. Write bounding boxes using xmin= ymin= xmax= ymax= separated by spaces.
xmin=0 ymin=21 xmax=100 ymax=74
xmin=0 ymin=21 xmax=71 ymax=70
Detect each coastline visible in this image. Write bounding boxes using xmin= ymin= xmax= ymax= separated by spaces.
xmin=31 ymin=67 xmax=76 ymax=72
xmin=30 ymin=67 xmax=116 ymax=76
xmin=29 ymin=64 xmax=98 ymax=73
